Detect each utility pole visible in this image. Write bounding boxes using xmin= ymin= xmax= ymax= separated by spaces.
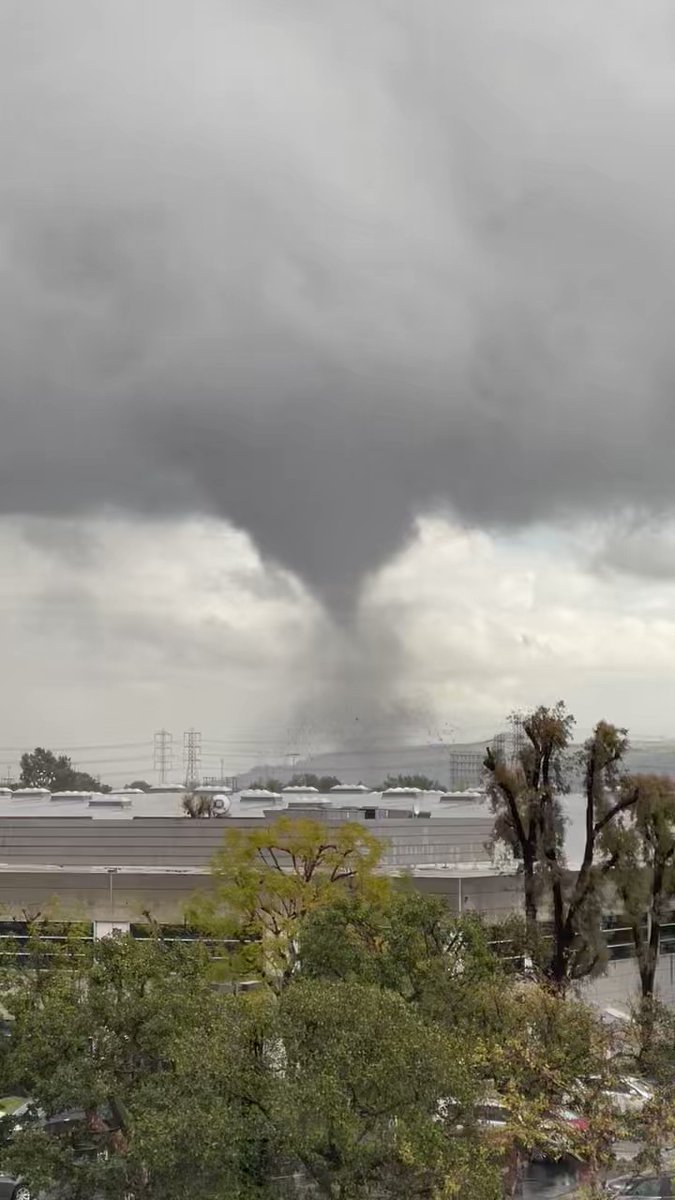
xmin=153 ymin=730 xmax=173 ymax=785
xmin=183 ymin=729 xmax=202 ymax=789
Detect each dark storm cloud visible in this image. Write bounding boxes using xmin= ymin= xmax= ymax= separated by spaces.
xmin=3 ymin=0 xmax=675 ymax=609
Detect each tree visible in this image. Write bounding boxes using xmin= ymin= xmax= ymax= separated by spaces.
xmin=124 ymin=780 xmax=152 ymax=792
xmin=248 ymin=778 xmax=285 ymax=793
xmin=378 ymin=773 xmax=442 ymax=791
xmin=485 ymin=703 xmax=574 ymax=937
xmin=472 ymin=981 xmax=625 ymax=1196
xmin=545 ymin=721 xmax=635 ymax=988
xmin=611 ymin=775 xmax=675 ymax=1001
xmin=275 ymin=978 xmax=497 ymax=1200
xmin=298 ymin=888 xmax=499 ymax=1019
xmin=296 ymin=892 xmax=626 ymax=1196
xmin=2 ymin=936 xmax=273 ymax=1200
xmin=19 ymin=747 xmax=110 ymax=793
xmin=0 ymin=931 xmax=502 ymax=1200
xmin=188 ymin=817 xmax=387 ymax=989
xmin=182 ymin=792 xmax=214 ymax=818
xmin=486 ymin=709 xmax=640 ymax=988
xmin=287 ymin=773 xmax=341 ymax=791
xmin=0 ymin=921 xmax=655 ymax=1200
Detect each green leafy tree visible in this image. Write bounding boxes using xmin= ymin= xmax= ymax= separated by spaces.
xmin=188 ymin=817 xmax=387 ymax=989
xmin=298 ymin=893 xmax=627 ymax=1196
xmin=124 ymin=780 xmax=152 ymax=792
xmin=3 ymin=936 xmax=273 ymax=1200
xmin=298 ymin=889 xmax=499 ymax=1019
xmin=378 ymin=773 xmax=442 ymax=791
xmin=19 ymin=747 xmax=110 ymax=793
xmin=0 ymin=924 xmax=654 ymax=1200
xmin=248 ymin=778 xmax=285 ymax=793
xmin=275 ymin=978 xmax=497 ymax=1200
xmin=474 ymin=982 xmax=625 ymax=1196
xmin=0 ymin=932 xmax=502 ymax=1200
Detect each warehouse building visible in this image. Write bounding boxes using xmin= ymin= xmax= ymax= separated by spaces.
xmin=0 ymin=785 xmax=669 ymax=1012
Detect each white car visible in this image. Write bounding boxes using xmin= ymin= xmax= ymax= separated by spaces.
xmin=602 ymin=1077 xmax=653 ymax=1115
xmin=574 ymin=1076 xmax=653 ymax=1116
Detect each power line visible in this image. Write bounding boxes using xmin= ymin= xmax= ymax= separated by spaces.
xmin=0 ymin=741 xmax=151 ymax=753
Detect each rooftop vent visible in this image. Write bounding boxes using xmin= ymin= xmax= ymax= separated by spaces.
xmin=239 ymin=788 xmax=283 ymax=802
xmin=329 ymin=783 xmax=372 ymax=794
xmin=286 ymin=798 xmax=332 ymax=810
xmin=50 ymin=791 xmax=92 ymax=803
xmin=88 ymin=796 xmax=132 ymax=809
xmin=212 ymin=794 xmax=232 ymax=817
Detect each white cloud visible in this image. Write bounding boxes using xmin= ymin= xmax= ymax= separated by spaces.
xmin=364 ymin=517 xmax=675 ymax=737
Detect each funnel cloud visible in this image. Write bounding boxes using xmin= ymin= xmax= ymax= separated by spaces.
xmin=2 ymin=1 xmax=675 ymax=611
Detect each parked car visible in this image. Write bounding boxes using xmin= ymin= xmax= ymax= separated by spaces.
xmin=602 ymin=1078 xmax=654 ymax=1115
xmin=604 ymin=1174 xmax=675 ymax=1197
xmin=577 ymin=1076 xmax=653 ymax=1115
xmin=0 ymin=1175 xmax=30 ymax=1200
xmin=0 ymin=1099 xmax=36 ymax=1199
xmin=563 ymin=1171 xmax=675 ymax=1197
xmin=0 ymin=1105 xmax=122 ymax=1200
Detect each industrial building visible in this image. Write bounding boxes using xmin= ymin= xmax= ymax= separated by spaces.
xmin=0 ymin=783 xmax=670 ymax=1012
xmin=0 ymin=784 xmax=507 ymax=933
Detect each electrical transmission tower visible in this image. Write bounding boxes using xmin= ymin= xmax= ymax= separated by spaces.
xmin=510 ymin=715 xmax=526 ymax=765
xmin=448 ymin=750 xmax=484 ymax=791
xmin=153 ymin=730 xmax=173 ymax=785
xmin=183 ymin=729 xmax=202 ymax=788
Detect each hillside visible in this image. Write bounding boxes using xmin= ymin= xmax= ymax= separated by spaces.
xmin=236 ymin=739 xmax=675 ymax=791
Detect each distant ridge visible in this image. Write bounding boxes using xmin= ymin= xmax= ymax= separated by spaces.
xmin=235 ymin=739 xmax=675 ymax=791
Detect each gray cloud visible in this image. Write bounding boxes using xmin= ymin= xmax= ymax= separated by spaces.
xmin=3 ymin=0 xmax=675 ymax=611
xmin=594 ymin=521 xmax=675 ymax=582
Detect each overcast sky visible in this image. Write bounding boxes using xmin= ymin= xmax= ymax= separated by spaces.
xmin=3 ymin=1 xmax=675 ymax=780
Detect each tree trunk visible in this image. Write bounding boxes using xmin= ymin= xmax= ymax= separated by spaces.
xmin=547 ymin=877 xmax=571 ymax=989
xmin=639 ymin=937 xmax=659 ymax=1000
xmin=522 ymin=845 xmax=538 ymax=933
xmin=642 ymin=864 xmax=665 ymax=999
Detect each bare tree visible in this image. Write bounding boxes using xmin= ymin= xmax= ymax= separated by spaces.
xmin=486 ymin=709 xmax=639 ymax=989
xmin=611 ymin=774 xmax=675 ymax=1001
xmin=485 ymin=702 xmax=574 ymax=937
